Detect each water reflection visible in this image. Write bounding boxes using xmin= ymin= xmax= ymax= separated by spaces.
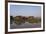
xmin=10 ymin=22 xmax=41 ymax=29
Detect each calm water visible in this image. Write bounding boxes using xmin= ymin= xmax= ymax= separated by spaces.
xmin=10 ymin=22 xmax=41 ymax=29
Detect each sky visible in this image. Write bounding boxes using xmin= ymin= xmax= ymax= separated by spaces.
xmin=10 ymin=5 xmax=41 ymax=17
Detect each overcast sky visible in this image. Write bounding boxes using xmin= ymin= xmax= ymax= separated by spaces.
xmin=10 ymin=5 xmax=41 ymax=17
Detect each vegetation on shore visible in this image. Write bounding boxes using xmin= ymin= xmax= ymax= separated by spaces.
xmin=10 ymin=16 xmax=41 ymax=25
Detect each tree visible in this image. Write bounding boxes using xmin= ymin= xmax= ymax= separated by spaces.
xmin=28 ymin=16 xmax=39 ymax=23
xmin=28 ymin=16 xmax=34 ymax=23
xmin=14 ymin=16 xmax=23 ymax=25
xmin=10 ymin=16 xmax=14 ymax=24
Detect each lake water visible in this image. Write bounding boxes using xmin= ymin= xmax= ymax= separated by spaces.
xmin=10 ymin=22 xmax=41 ymax=29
